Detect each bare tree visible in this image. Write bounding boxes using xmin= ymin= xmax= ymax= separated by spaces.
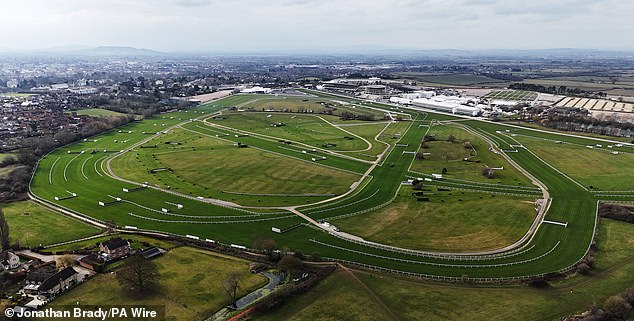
xmin=253 ymin=236 xmax=278 ymax=257
xmin=603 ymin=295 xmax=631 ymax=318
xmin=0 ymin=209 xmax=9 ymax=251
xmin=56 ymin=254 xmax=76 ymax=270
xmin=222 ymin=272 xmax=240 ymax=308
xmin=116 ymin=254 xmax=160 ymax=294
xmin=277 ymin=255 xmax=303 ymax=276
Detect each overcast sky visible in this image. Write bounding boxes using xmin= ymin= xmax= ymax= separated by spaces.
xmin=1 ymin=0 xmax=633 ymax=52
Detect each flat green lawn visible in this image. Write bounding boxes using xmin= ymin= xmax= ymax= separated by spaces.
xmin=336 ymin=122 xmax=391 ymax=161
xmin=111 ymin=128 xmax=360 ymax=206
xmin=257 ymin=271 xmax=394 ymax=321
xmin=335 ymin=188 xmax=536 ymax=252
xmin=515 ymin=135 xmax=634 ymax=190
xmin=239 ymin=96 xmax=384 ymax=121
xmin=208 ymin=112 xmax=371 ymax=151
xmin=261 ymin=219 xmax=634 ymax=321
xmin=68 ymin=108 xmax=130 ymax=118
xmin=53 ymin=246 xmax=267 ymax=321
xmin=410 ymin=125 xmax=533 ymax=186
xmin=502 ymin=121 xmax=634 ymax=143
xmin=1 ymin=201 xmax=100 ymax=247
xmin=392 ymin=73 xmax=506 ymax=86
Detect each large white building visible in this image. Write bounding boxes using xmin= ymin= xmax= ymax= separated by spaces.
xmin=401 ymin=91 xmax=436 ymax=100
xmin=409 ymin=95 xmax=481 ymax=116
xmin=241 ymin=86 xmax=272 ymax=94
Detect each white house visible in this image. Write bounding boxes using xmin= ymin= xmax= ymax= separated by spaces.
xmin=0 ymin=251 xmax=20 ymax=270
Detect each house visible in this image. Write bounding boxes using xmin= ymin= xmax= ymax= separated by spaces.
xmin=0 ymin=251 xmax=20 ymax=270
xmin=99 ymin=237 xmax=131 ymax=261
xmin=78 ymin=253 xmax=105 ymax=271
xmin=24 ymin=271 xmax=53 ymax=294
xmin=37 ymin=267 xmax=78 ymax=298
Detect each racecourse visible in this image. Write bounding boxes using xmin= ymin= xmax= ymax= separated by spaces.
xmin=29 ymin=91 xmax=634 ymax=281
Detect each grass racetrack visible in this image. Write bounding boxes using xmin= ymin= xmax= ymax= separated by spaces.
xmin=28 ymin=92 xmax=634 ymax=281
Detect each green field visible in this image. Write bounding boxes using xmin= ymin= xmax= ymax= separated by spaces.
xmin=110 ymin=127 xmax=361 ymax=207
xmin=483 ymin=90 xmax=538 ymax=101
xmin=207 ymin=112 xmax=372 ymax=151
xmin=257 ymin=270 xmax=395 ymax=321
xmin=52 ymin=247 xmax=267 ymax=321
xmin=1 ymin=201 xmax=100 ymax=247
xmin=409 ymin=124 xmax=534 ymax=186
xmin=511 ymin=134 xmax=634 ymax=190
xmin=67 ymin=108 xmax=131 ymax=118
xmin=260 ymin=218 xmax=634 ymax=321
xmin=334 ymin=188 xmax=537 ymax=252
xmin=391 ymin=73 xmax=507 ymax=87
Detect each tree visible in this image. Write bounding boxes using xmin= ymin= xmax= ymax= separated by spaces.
xmin=277 ymin=255 xmax=303 ymax=276
xmin=415 ymin=152 xmax=425 ymax=160
xmin=56 ymin=254 xmax=76 ymax=270
xmin=116 ymin=254 xmax=160 ymax=294
xmin=442 ymin=167 xmax=448 ymax=175
xmin=0 ymin=209 xmax=9 ymax=251
xmin=253 ymin=236 xmax=278 ymax=258
xmin=603 ymin=295 xmax=631 ymax=318
xmin=447 ymin=134 xmax=456 ymax=143
xmin=462 ymin=140 xmax=473 ymax=150
xmin=222 ymin=272 xmax=241 ymax=308
xmin=576 ymin=262 xmax=591 ymax=275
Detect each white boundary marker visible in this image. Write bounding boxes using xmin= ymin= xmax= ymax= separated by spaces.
xmin=543 ymin=219 xmax=568 ymax=228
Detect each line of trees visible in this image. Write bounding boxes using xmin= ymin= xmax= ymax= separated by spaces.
xmin=509 ymin=83 xmax=608 ymax=98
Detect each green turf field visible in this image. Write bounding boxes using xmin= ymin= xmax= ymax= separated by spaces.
xmin=334 ymin=188 xmax=537 ymax=252
xmin=511 ymin=134 xmax=634 ymax=190
xmin=1 ymin=201 xmax=100 ymax=247
xmin=67 ymin=108 xmax=130 ymax=118
xmin=52 ymin=247 xmax=267 ymax=321
xmin=257 ymin=270 xmax=395 ymax=321
xmin=207 ymin=112 xmax=372 ymax=151
xmin=110 ymin=127 xmax=361 ymax=207
xmin=409 ymin=124 xmax=534 ymax=186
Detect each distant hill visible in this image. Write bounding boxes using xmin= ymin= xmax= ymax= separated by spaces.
xmin=79 ymin=46 xmax=163 ymax=56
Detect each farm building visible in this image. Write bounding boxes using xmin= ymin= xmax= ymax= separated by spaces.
xmin=37 ymin=267 xmax=78 ymax=298
xmin=99 ymin=237 xmax=131 ymax=261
